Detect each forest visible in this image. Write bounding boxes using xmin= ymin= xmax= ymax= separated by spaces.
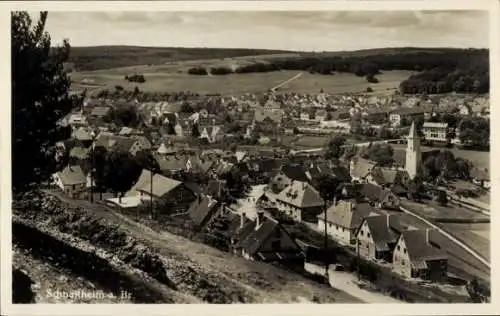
xmin=187 ymin=48 xmax=489 ymax=94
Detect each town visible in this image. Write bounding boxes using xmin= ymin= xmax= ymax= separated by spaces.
xmin=10 ymin=11 xmax=491 ymax=305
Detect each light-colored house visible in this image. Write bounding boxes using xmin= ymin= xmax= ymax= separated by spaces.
xmin=275 ymin=181 xmax=324 ymax=223
xmin=356 ymin=215 xmax=400 ymax=262
xmin=300 ymin=112 xmax=311 ymax=121
xmin=458 ymin=103 xmax=472 ymax=116
xmin=389 ymin=108 xmax=425 ymax=127
xmin=350 ymin=157 xmax=378 ymax=182
xmin=52 ymin=165 xmax=87 ymax=199
xmin=199 ymin=126 xmax=222 ymax=143
xmin=422 ymin=122 xmax=449 ymax=143
xmin=133 ymin=170 xmax=196 ymax=213
xmin=392 ymin=229 xmax=448 ymax=281
xmin=317 ymin=200 xmax=379 ymax=246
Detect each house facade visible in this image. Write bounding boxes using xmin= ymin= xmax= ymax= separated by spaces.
xmin=317 ymin=200 xmax=379 ymax=246
xmin=392 ymin=229 xmax=448 ymax=281
xmin=422 ymin=122 xmax=449 ymax=144
xmin=356 ymin=215 xmax=399 ymax=262
xmin=52 ymin=165 xmax=87 ymax=199
xmin=275 ymin=181 xmax=324 ymax=222
xmin=230 ymin=212 xmax=303 ymax=262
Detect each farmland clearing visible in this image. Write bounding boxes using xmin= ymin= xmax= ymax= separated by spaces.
xmin=70 ymin=58 xmax=413 ymax=95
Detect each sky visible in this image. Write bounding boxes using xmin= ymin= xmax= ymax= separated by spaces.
xmin=42 ymin=11 xmax=489 ymax=51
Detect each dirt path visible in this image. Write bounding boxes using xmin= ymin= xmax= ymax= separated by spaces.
xmin=271 ymin=72 xmax=303 ymax=91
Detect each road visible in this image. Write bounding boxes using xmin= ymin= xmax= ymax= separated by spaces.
xmin=399 ymin=206 xmax=490 ymax=268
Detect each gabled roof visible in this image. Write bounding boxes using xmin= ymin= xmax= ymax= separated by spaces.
xmin=233 ymin=215 xmax=281 ymax=256
xmin=94 ymin=133 xmax=138 ymax=152
xmin=423 ymin=122 xmax=448 ymax=129
xmin=56 ymin=165 xmax=86 ymax=186
xmin=280 ymin=164 xmax=309 ymax=182
xmin=155 ymin=155 xmax=188 ymax=172
xmin=318 ymin=200 xmax=378 ymax=229
xmin=361 ymin=215 xmax=399 ymax=251
xmin=360 ymin=183 xmax=396 ymax=203
xmin=276 ymin=181 xmax=324 ymax=208
xmin=188 ymin=195 xmax=221 ymax=227
xmin=400 ymin=229 xmax=447 ymax=267
xmin=69 ymin=146 xmax=90 ymax=160
xmin=72 ymin=127 xmax=92 ymax=141
xmin=351 ymin=157 xmax=377 ymax=179
xmin=135 ymin=171 xmax=183 ymax=198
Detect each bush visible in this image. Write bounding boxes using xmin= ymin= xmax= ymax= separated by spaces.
xmin=210 ymin=66 xmax=233 ymax=75
xmin=188 ymin=67 xmax=208 ymax=75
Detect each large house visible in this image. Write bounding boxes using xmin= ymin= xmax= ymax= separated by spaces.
xmin=422 ymin=122 xmax=449 ymax=144
xmin=275 ymin=181 xmax=324 ymax=222
xmin=269 ymin=164 xmax=309 ymax=194
xmin=392 ymin=229 xmax=448 ymax=281
xmin=317 ymin=200 xmax=379 ymax=246
xmin=359 ymin=183 xmax=400 ymax=209
xmin=188 ymin=194 xmax=223 ymax=230
xmin=356 ymin=214 xmax=400 ymax=262
xmin=389 ymin=108 xmax=425 ymax=127
xmin=229 ymin=211 xmax=303 ymax=262
xmin=52 ymin=165 xmax=87 ymax=199
xmin=94 ymin=133 xmax=150 ymax=156
xmin=132 ymin=170 xmax=196 ymax=213
xmin=350 ymin=157 xmax=378 ymax=182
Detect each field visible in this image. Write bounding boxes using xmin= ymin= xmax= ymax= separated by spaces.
xmin=400 ymin=201 xmax=489 ymax=222
xmin=293 ymin=135 xmax=331 ymax=148
xmin=70 ymin=62 xmax=413 ymax=96
xmin=438 ymin=223 xmax=490 ymax=262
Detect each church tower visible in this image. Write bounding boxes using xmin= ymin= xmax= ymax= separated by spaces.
xmin=405 ymin=121 xmax=421 ymax=179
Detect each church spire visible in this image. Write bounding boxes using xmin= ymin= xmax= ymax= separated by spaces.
xmin=406 ymin=120 xmax=421 ymax=179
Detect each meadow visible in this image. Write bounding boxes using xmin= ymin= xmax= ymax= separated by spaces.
xmin=70 ymin=65 xmax=413 ymax=96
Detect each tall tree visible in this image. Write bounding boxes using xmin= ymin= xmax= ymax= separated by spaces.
xmin=12 ymin=12 xmax=82 ymax=194
xmin=325 ymin=135 xmax=346 ymax=160
xmin=103 ymin=150 xmax=142 ymax=202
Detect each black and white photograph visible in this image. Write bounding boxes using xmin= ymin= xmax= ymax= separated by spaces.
xmin=3 ymin=0 xmax=497 ymax=314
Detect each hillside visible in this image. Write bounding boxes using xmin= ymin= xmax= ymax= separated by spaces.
xmin=66 ymin=46 xmax=295 ymax=71
xmin=12 ymin=191 xmax=360 ymax=304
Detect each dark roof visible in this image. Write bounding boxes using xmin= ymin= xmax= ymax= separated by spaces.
xmin=360 ymin=183 xmax=395 ymax=203
xmin=391 ymin=107 xmax=427 ymax=115
xmin=233 ymin=216 xmax=280 ymax=255
xmin=362 ymin=215 xmax=399 ymax=251
xmin=401 ymin=229 xmax=447 ymax=264
xmin=188 ymin=195 xmax=221 ymax=227
xmin=280 ymin=164 xmax=309 ymax=182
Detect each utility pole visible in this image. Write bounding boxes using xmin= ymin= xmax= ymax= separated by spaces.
xmin=89 ymin=131 xmax=96 ymax=203
xmin=150 ymin=169 xmax=154 ymax=219
xmin=357 ymin=237 xmax=361 ymax=281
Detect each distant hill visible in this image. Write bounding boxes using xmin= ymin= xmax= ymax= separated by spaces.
xmin=65 ymin=45 xmax=488 ymax=73
xmin=66 ymin=46 xmax=296 ymax=71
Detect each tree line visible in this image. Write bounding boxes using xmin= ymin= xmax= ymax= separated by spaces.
xmin=187 ymin=49 xmax=489 ymax=94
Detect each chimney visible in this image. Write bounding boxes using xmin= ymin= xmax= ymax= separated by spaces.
xmin=240 ymin=212 xmax=246 ymax=228
xmin=256 ymin=211 xmax=264 ymax=229
xmin=386 ymin=214 xmax=390 ymax=228
xmin=425 ymin=229 xmax=430 ymax=244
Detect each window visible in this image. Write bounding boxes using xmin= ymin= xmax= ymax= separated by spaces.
xmin=367 ymin=232 xmax=371 ymax=238
xmin=361 ymin=230 xmax=364 ymax=236
xmin=271 ymin=240 xmax=280 ymax=250
xmin=336 ymin=225 xmax=339 ymax=230
xmin=401 ymin=260 xmax=405 ymax=266
xmin=397 ymin=245 xmax=401 ymax=251
xmin=403 ymin=248 xmax=407 ymax=254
